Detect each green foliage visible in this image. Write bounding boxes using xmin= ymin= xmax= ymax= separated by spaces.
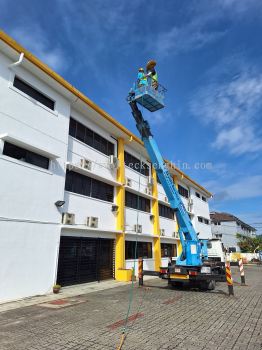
xmin=53 ymin=284 xmax=61 ymax=289
xmin=236 ymin=233 xmax=262 ymax=253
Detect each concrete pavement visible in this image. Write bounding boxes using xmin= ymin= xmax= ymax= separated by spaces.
xmin=0 ymin=266 xmax=261 ymax=350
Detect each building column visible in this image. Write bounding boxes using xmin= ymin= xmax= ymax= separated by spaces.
xmin=173 ymin=175 xmax=182 ymax=256
xmin=115 ymin=138 xmax=129 ymax=281
xmin=152 ymin=167 xmax=161 ymax=271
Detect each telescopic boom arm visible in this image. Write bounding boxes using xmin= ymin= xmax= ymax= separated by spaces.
xmin=129 ymin=100 xmax=203 ymax=267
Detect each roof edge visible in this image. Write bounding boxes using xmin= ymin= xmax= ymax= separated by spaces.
xmin=210 ymin=212 xmax=256 ymax=231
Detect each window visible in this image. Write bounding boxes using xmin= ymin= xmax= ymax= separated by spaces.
xmin=125 ymin=241 xmax=152 ymax=259
xmin=178 ymin=185 xmax=189 ymax=198
xmin=13 ymin=76 xmax=55 ymax=110
xmin=196 ymin=192 xmax=200 ymax=198
xmin=158 ymin=204 xmax=174 ymax=219
xmin=198 ymin=216 xmax=210 ymax=225
xmin=91 ymin=178 xmax=114 ymax=202
xmin=69 ymin=118 xmax=115 ymax=156
xmin=3 ymin=142 xmax=49 ymax=169
xmin=161 ymin=243 xmax=177 ymax=257
xmin=124 ymin=151 xmax=149 ymax=176
xmin=228 ymin=247 xmax=236 ymax=253
xmin=125 ymin=191 xmax=150 ymax=213
xmin=65 ymin=170 xmax=114 ymax=202
xmin=202 ymin=196 xmax=206 ymax=202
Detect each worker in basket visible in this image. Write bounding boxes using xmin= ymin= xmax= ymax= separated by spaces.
xmin=137 ymin=67 xmax=148 ymax=88
xmin=146 ymin=60 xmax=158 ymax=90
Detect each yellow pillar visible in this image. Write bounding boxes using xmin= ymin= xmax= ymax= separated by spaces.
xmin=115 ymin=138 xmax=131 ymax=281
xmin=173 ymin=175 xmax=182 ymax=256
xmin=152 ymin=168 xmax=161 ymax=271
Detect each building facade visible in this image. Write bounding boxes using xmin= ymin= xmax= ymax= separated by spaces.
xmin=0 ymin=31 xmax=212 ymax=303
xmin=210 ymin=212 xmax=256 ymax=252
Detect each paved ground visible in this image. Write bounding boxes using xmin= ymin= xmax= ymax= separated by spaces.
xmin=0 ymin=265 xmax=261 ymax=350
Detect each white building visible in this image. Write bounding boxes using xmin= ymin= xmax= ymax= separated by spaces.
xmin=210 ymin=212 xmax=256 ymax=252
xmin=0 ymin=31 xmax=212 ymax=303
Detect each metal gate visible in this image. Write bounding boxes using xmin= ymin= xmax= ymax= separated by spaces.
xmin=56 ymin=236 xmax=114 ymax=286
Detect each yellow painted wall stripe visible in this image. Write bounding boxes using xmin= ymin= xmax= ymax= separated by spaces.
xmin=115 ymin=138 xmax=126 ymax=279
xmin=152 ymin=167 xmax=161 ymax=271
xmin=173 ymin=175 xmax=182 ymax=256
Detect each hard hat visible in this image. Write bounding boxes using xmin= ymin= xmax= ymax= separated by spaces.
xmin=146 ymin=60 xmax=156 ymax=71
xmin=138 ymin=67 xmax=144 ymax=71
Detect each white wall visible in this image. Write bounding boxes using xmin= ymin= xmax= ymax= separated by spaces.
xmin=125 ymin=259 xmax=155 ymax=276
xmin=159 ymin=217 xmax=176 ymax=237
xmin=61 ymin=228 xmax=117 ymax=240
xmin=0 ymin=54 xmax=68 ymax=224
xmin=211 ymin=221 xmax=240 ymax=251
xmin=157 ymin=183 xmax=168 ymax=203
xmin=0 ymin=50 xmax=69 ymax=302
xmin=125 ymin=207 xmax=152 ymax=235
xmin=68 ymin=137 xmax=117 ymax=183
xmin=190 ymin=188 xmax=212 ymax=239
xmin=124 ymin=144 xmax=150 ymax=191
xmin=68 ymin=108 xmax=118 ymax=184
xmin=0 ymin=221 xmax=60 ymax=303
xmin=64 ymin=191 xmax=116 ymax=231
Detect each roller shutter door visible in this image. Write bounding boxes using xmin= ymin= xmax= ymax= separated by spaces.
xmin=57 ymin=236 xmax=114 ymax=286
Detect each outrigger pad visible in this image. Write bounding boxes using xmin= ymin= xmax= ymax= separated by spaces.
xmin=134 ymin=91 xmax=164 ymax=112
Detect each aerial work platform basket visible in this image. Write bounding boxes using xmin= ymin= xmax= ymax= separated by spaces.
xmin=128 ymin=82 xmax=167 ymax=112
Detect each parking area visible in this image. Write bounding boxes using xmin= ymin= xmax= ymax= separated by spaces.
xmin=0 ymin=265 xmax=261 ymax=350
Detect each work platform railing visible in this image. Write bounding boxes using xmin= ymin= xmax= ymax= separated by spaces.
xmin=127 ymin=79 xmax=167 ymax=112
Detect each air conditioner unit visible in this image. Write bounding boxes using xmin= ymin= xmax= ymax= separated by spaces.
xmin=147 ymin=176 xmax=154 ymax=187
xmin=160 ymin=229 xmax=165 ymax=236
xmin=188 ymin=198 xmax=194 ymax=205
xmin=108 ymin=155 xmax=119 ymax=169
xmin=80 ymin=158 xmax=92 ymax=170
xmin=62 ymin=212 xmax=75 ymax=225
xmin=173 ymin=232 xmax=179 ymax=239
xmin=164 ymin=196 xmax=168 ymax=203
xmin=144 ymin=187 xmax=152 ymax=195
xmin=134 ymin=224 xmax=142 ymax=233
xmin=86 ymin=216 xmax=99 ymax=228
xmin=126 ymin=178 xmax=132 ymax=187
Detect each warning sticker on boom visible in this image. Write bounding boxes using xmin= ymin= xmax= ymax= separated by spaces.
xmin=191 ymin=244 xmax=197 ymax=254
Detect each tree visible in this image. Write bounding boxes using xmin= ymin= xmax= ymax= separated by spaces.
xmin=236 ymin=233 xmax=262 ymax=253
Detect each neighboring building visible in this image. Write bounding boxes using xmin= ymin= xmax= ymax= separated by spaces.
xmin=0 ymin=31 xmax=212 ymax=303
xmin=210 ymin=212 xmax=256 ymax=252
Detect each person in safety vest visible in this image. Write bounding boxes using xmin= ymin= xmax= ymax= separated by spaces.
xmin=146 ymin=60 xmax=158 ymax=90
xmin=137 ymin=68 xmax=148 ymax=87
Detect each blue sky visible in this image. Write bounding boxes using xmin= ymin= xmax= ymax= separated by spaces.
xmin=1 ymin=0 xmax=262 ymax=233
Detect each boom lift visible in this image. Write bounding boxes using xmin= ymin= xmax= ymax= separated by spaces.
xmin=127 ymin=66 xmax=225 ymax=290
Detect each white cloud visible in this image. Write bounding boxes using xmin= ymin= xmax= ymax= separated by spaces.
xmin=154 ymin=15 xmax=226 ymax=57
xmin=216 ymin=0 xmax=261 ymax=14
xmin=213 ymin=126 xmax=262 ymax=155
xmin=153 ymin=0 xmax=261 ymax=57
xmin=225 ymin=175 xmax=262 ymax=200
xmin=10 ymin=28 xmax=66 ymax=72
xmin=149 ymin=111 xmax=167 ymax=125
xmin=209 ymin=175 xmax=262 ymax=202
xmin=190 ymin=66 xmax=262 ymax=155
